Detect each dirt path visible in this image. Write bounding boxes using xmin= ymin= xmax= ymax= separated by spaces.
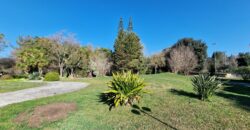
xmin=0 ymin=82 xmax=89 ymax=108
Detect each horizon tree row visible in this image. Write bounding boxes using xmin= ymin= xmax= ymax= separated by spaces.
xmin=0 ymin=18 xmax=249 ymax=79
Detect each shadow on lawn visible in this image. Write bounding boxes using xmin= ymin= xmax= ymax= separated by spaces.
xmin=98 ymin=93 xmax=114 ymax=111
xmin=216 ymin=92 xmax=250 ymax=111
xmin=216 ymin=81 xmax=250 ymax=111
xmin=131 ymin=105 xmax=178 ymax=130
xmin=222 ymin=82 xmax=250 ymax=97
xmin=169 ymin=88 xmax=199 ymax=99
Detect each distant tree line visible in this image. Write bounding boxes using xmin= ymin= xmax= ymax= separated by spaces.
xmin=0 ymin=18 xmax=249 ymax=79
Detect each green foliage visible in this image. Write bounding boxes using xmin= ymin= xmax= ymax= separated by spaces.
xmin=149 ymin=52 xmax=166 ymax=74
xmin=0 ymin=33 xmax=7 ymax=51
xmin=0 ymin=75 xmax=13 ymax=80
xmin=44 ymin=72 xmax=60 ymax=81
xmin=15 ymin=37 xmax=51 ymax=74
xmin=0 ymin=58 xmax=15 ymax=75
xmin=103 ymin=71 xmax=147 ymax=108
xmin=113 ymin=18 xmax=144 ymax=73
xmin=235 ymin=66 xmax=250 ymax=80
xmin=28 ymin=72 xmax=41 ymax=80
xmin=237 ymin=52 xmax=250 ymax=66
xmin=172 ymin=38 xmax=207 ymax=71
xmin=192 ymin=74 xmax=221 ymax=101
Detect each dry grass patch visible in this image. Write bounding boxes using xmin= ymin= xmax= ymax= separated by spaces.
xmin=14 ymin=102 xmax=77 ymax=128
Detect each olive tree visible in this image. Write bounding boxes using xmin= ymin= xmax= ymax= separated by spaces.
xmin=149 ymin=52 xmax=166 ymax=74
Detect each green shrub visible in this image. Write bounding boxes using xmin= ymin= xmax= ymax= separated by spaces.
xmin=192 ymin=74 xmax=221 ymax=101
xmin=235 ymin=66 xmax=250 ymax=80
xmin=28 ymin=72 xmax=41 ymax=80
xmin=103 ymin=71 xmax=147 ymax=108
xmin=13 ymin=74 xmax=28 ymax=79
xmin=0 ymin=74 xmax=13 ymax=80
xmin=44 ymin=72 xmax=60 ymax=81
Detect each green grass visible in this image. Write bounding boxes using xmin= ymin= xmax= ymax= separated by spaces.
xmin=0 ymin=73 xmax=249 ymax=130
xmin=0 ymin=81 xmax=46 ymax=93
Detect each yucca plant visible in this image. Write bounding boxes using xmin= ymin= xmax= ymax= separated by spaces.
xmin=103 ymin=71 xmax=147 ymax=108
xmin=192 ymin=74 xmax=221 ymax=101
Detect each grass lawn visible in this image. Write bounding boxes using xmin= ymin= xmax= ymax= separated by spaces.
xmin=0 ymin=73 xmax=249 ymax=130
xmin=0 ymin=81 xmax=46 ymax=93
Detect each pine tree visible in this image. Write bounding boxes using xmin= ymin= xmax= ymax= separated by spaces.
xmin=124 ymin=32 xmax=143 ymax=73
xmin=127 ymin=17 xmax=133 ymax=32
xmin=113 ymin=17 xmax=144 ymax=73
xmin=118 ymin=17 xmax=124 ymax=31
xmin=113 ymin=18 xmax=126 ymax=71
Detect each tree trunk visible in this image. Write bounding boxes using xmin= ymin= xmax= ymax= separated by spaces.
xmin=38 ymin=68 xmax=43 ymax=77
xmin=59 ymin=66 xmax=63 ymax=77
xmin=69 ymin=68 xmax=74 ymax=78
xmin=154 ymin=66 xmax=157 ymax=74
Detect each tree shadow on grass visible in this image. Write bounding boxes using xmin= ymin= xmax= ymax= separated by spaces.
xmin=222 ymin=82 xmax=250 ymax=97
xmin=98 ymin=93 xmax=114 ymax=111
xmin=131 ymin=105 xmax=178 ymax=130
xmin=169 ymin=88 xmax=199 ymax=99
xmin=220 ymin=79 xmax=250 ymax=84
xmin=215 ymin=80 xmax=250 ymax=111
xmin=216 ymin=92 xmax=250 ymax=112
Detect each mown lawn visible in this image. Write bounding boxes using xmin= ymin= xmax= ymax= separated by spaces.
xmin=0 ymin=73 xmax=249 ymax=130
xmin=0 ymin=81 xmax=46 ymax=93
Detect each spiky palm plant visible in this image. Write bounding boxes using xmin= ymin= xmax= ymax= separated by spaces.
xmin=104 ymin=71 xmax=147 ymax=108
xmin=192 ymin=74 xmax=221 ymax=101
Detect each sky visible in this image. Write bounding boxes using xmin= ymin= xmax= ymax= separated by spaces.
xmin=0 ymin=0 xmax=250 ymax=57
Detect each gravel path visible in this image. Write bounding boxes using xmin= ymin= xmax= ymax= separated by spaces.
xmin=0 ymin=82 xmax=89 ymax=108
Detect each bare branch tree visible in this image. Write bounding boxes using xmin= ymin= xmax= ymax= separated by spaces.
xmin=167 ymin=45 xmax=198 ymax=75
xmin=49 ymin=31 xmax=81 ymax=77
xmin=89 ymin=49 xmax=112 ymax=76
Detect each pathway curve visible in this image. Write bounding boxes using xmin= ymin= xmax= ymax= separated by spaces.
xmin=0 ymin=82 xmax=89 ymax=108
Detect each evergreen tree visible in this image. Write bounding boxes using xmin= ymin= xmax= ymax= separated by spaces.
xmin=113 ymin=17 xmax=144 ymax=73
xmin=124 ymin=32 xmax=143 ymax=72
xmin=127 ymin=17 xmax=133 ymax=32
xmin=113 ymin=18 xmax=126 ymax=71
xmin=0 ymin=33 xmax=7 ymax=52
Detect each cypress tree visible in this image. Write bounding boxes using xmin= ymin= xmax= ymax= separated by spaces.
xmin=113 ymin=17 xmax=144 ymax=73
xmin=113 ymin=18 xmax=126 ymax=71
xmin=127 ymin=17 xmax=133 ymax=32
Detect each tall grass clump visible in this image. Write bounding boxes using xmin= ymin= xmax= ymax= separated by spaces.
xmin=192 ymin=74 xmax=221 ymax=101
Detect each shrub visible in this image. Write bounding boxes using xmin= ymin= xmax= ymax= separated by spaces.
xmin=28 ymin=72 xmax=41 ymax=80
xmin=44 ymin=72 xmax=60 ymax=81
xmin=192 ymin=74 xmax=221 ymax=101
xmin=0 ymin=74 xmax=13 ymax=80
xmin=13 ymin=74 xmax=28 ymax=79
xmin=103 ymin=71 xmax=147 ymax=108
xmin=235 ymin=66 xmax=250 ymax=80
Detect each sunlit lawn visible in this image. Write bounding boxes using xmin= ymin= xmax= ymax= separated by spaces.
xmin=0 ymin=81 xmax=45 ymax=93
xmin=0 ymin=73 xmax=249 ymax=130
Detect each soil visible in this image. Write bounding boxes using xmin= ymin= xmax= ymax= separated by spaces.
xmin=14 ymin=102 xmax=77 ymax=128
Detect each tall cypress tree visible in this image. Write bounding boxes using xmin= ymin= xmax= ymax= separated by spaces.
xmin=127 ymin=17 xmax=133 ymax=32
xmin=113 ymin=17 xmax=144 ymax=73
xmin=113 ymin=18 xmax=126 ymax=71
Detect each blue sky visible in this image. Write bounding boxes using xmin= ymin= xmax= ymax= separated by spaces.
xmin=0 ymin=0 xmax=250 ymax=57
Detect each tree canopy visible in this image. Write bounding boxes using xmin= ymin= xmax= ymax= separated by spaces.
xmin=113 ymin=18 xmax=144 ymax=73
xmin=172 ymin=38 xmax=207 ymax=72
